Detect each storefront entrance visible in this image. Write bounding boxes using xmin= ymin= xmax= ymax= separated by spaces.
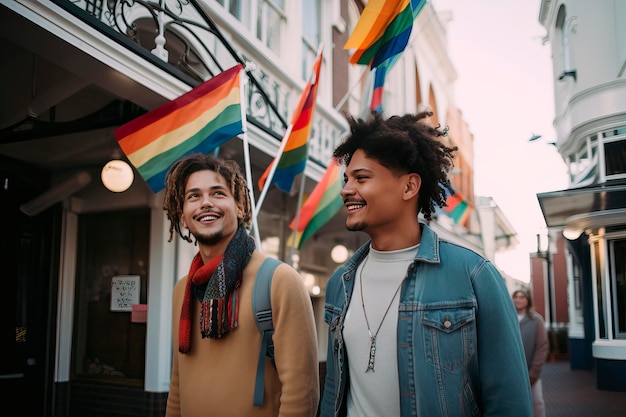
xmin=0 ymin=157 xmax=59 ymax=416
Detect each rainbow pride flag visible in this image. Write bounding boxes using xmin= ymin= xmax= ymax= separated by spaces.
xmin=348 ymin=0 xmax=425 ymax=68
xmin=444 ymin=191 xmax=471 ymax=227
xmin=258 ymin=49 xmax=323 ymax=193
xmin=345 ymin=0 xmax=425 ymax=112
xmin=114 ymin=64 xmax=244 ymax=193
xmin=289 ymin=158 xmax=343 ymax=249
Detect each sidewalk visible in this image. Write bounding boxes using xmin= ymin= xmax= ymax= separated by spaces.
xmin=542 ymin=360 xmax=626 ymax=416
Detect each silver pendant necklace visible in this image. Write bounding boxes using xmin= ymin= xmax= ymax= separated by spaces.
xmin=359 ymin=256 xmax=403 ymax=373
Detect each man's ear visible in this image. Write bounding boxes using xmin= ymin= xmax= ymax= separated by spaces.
xmin=237 ymin=202 xmax=244 ymax=220
xmin=180 ymin=211 xmax=188 ymax=229
xmin=403 ymin=173 xmax=421 ymax=201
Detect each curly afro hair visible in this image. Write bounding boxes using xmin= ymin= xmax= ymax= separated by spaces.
xmin=162 ymin=153 xmax=252 ymax=242
xmin=333 ymin=111 xmax=457 ymax=221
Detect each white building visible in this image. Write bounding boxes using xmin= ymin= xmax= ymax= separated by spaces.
xmin=537 ymin=0 xmax=626 ymax=391
xmin=0 ymin=0 xmax=521 ymax=414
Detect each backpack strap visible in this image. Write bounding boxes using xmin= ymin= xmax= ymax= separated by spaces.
xmin=252 ymin=257 xmax=281 ymax=407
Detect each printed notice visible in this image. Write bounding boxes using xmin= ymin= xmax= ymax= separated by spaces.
xmin=111 ymin=275 xmax=140 ymax=312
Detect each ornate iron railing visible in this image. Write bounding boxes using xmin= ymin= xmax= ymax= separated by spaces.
xmin=57 ymin=0 xmax=289 ymax=138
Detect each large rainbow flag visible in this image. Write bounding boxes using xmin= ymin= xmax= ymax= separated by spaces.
xmin=289 ymin=158 xmax=343 ymax=249
xmin=347 ymin=0 xmax=425 ymax=68
xmin=114 ymin=64 xmax=244 ymax=193
xmin=344 ymin=0 xmax=425 ymax=112
xmin=258 ymin=48 xmax=323 ymax=193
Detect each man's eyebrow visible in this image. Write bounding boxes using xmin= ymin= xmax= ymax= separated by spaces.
xmin=184 ymin=184 xmax=228 ymax=195
xmin=346 ymin=168 xmax=373 ymax=176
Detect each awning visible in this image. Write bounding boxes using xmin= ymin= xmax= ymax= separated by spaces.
xmin=537 ymin=182 xmax=626 ymax=228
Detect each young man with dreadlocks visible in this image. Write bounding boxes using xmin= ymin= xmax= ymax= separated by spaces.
xmin=319 ymin=113 xmax=533 ymax=417
xmin=163 ymin=153 xmax=319 ymax=417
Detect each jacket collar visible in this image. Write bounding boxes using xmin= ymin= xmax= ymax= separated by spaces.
xmin=344 ymin=221 xmax=442 ymax=271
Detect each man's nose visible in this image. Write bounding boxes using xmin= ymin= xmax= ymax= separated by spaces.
xmin=200 ymin=194 xmax=214 ymax=208
xmin=340 ymin=182 xmax=353 ymax=198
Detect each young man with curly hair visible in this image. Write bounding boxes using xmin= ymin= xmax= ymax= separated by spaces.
xmin=163 ymin=153 xmax=319 ymax=417
xmin=319 ymin=112 xmax=533 ymax=417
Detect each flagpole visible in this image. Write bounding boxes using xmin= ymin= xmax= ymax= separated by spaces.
xmin=334 ymin=66 xmax=370 ymax=112
xmin=253 ymin=123 xmax=294 ymax=220
xmin=287 ymin=148 xmax=309 ymax=265
xmin=238 ymin=69 xmax=262 ymax=244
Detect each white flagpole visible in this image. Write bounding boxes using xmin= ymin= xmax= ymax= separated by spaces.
xmin=238 ymin=68 xmax=262 ymax=244
xmin=253 ymin=123 xmax=294 ymax=220
xmin=334 ymin=66 xmax=370 ymax=112
xmin=287 ymin=148 xmax=309 ymax=265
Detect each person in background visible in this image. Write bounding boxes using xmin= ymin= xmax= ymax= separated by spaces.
xmin=163 ymin=153 xmax=319 ymax=417
xmin=319 ymin=112 xmax=533 ymax=417
xmin=513 ymin=289 xmax=550 ymax=417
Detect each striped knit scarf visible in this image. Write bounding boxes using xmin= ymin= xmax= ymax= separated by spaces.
xmin=179 ymin=226 xmax=255 ymax=353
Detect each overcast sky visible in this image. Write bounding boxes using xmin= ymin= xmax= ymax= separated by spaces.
xmin=430 ymin=0 xmax=569 ymax=282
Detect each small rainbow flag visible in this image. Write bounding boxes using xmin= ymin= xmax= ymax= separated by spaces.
xmin=289 ymin=158 xmax=343 ymax=249
xmin=258 ymin=48 xmax=323 ymax=193
xmin=114 ymin=64 xmax=244 ymax=193
xmin=444 ymin=191 xmax=471 ymax=227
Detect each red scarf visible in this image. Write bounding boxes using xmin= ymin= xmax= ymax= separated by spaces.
xmin=178 ymin=226 xmax=255 ymax=353
xmin=178 ymin=254 xmax=223 ymax=354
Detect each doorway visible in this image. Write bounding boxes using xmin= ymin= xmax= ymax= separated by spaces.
xmin=0 ymin=157 xmax=59 ymax=416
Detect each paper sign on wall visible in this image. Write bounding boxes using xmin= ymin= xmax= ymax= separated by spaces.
xmin=110 ymin=275 xmax=140 ymax=312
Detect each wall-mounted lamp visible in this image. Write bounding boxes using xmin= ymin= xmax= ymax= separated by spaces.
xmin=331 ymin=244 xmax=350 ymax=264
xmin=101 ymin=159 xmax=134 ymax=192
xmin=563 ymin=228 xmax=583 ymax=240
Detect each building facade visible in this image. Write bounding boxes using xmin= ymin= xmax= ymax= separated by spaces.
xmin=0 ymin=0 xmax=521 ymax=415
xmin=537 ymin=0 xmax=626 ymax=391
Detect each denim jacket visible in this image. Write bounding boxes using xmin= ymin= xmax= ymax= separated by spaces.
xmin=319 ymin=223 xmax=533 ymax=417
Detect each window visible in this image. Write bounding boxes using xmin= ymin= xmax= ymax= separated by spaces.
xmin=72 ymin=210 xmax=150 ymax=385
xmin=302 ymin=0 xmax=321 ymax=80
xmin=555 ymin=5 xmax=576 ymax=80
xmin=257 ymin=0 xmax=286 ymax=54
xmin=601 ymin=128 xmax=626 ymax=181
xmin=610 ymin=239 xmax=626 ymax=339
xmin=604 ymin=140 xmax=626 ymax=178
xmin=567 ymin=134 xmax=598 ymax=185
xmin=594 ymin=240 xmax=607 ymax=339
xmin=215 ymin=0 xmax=285 ymax=55
xmin=346 ymin=1 xmax=367 ymax=115
xmin=216 ymin=0 xmax=243 ymax=19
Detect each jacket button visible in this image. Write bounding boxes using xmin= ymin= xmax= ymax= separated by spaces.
xmin=444 ymin=320 xmax=451 ymax=328
xmin=344 ymin=274 xmax=351 ymax=281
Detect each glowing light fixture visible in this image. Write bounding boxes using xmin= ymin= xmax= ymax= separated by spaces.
xmin=331 ymin=244 xmax=350 ymax=263
xmin=563 ymin=228 xmax=583 ymax=241
xmin=101 ymin=159 xmax=134 ymax=192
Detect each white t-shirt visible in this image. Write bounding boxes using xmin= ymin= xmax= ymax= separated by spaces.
xmin=343 ymin=244 xmax=419 ymax=417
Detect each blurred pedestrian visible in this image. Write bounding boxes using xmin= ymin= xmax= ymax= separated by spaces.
xmin=513 ymin=289 xmax=549 ymax=417
xmin=318 ymin=112 xmax=533 ymax=417
xmin=163 ymin=153 xmax=319 ymax=417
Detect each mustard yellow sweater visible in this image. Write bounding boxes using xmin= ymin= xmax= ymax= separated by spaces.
xmin=166 ymin=251 xmax=319 ymax=417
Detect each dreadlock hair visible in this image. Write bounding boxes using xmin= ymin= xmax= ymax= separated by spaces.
xmin=333 ymin=111 xmax=458 ymax=221
xmin=162 ymin=153 xmax=252 ymax=243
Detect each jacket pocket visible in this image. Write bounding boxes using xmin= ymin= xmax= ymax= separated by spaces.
xmin=421 ymin=306 xmax=476 ymax=372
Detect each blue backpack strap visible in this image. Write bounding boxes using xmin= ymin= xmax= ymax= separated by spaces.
xmin=252 ymin=257 xmax=281 ymax=407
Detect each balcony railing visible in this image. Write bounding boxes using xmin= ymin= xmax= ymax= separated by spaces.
xmin=53 ymin=0 xmax=346 ymax=166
